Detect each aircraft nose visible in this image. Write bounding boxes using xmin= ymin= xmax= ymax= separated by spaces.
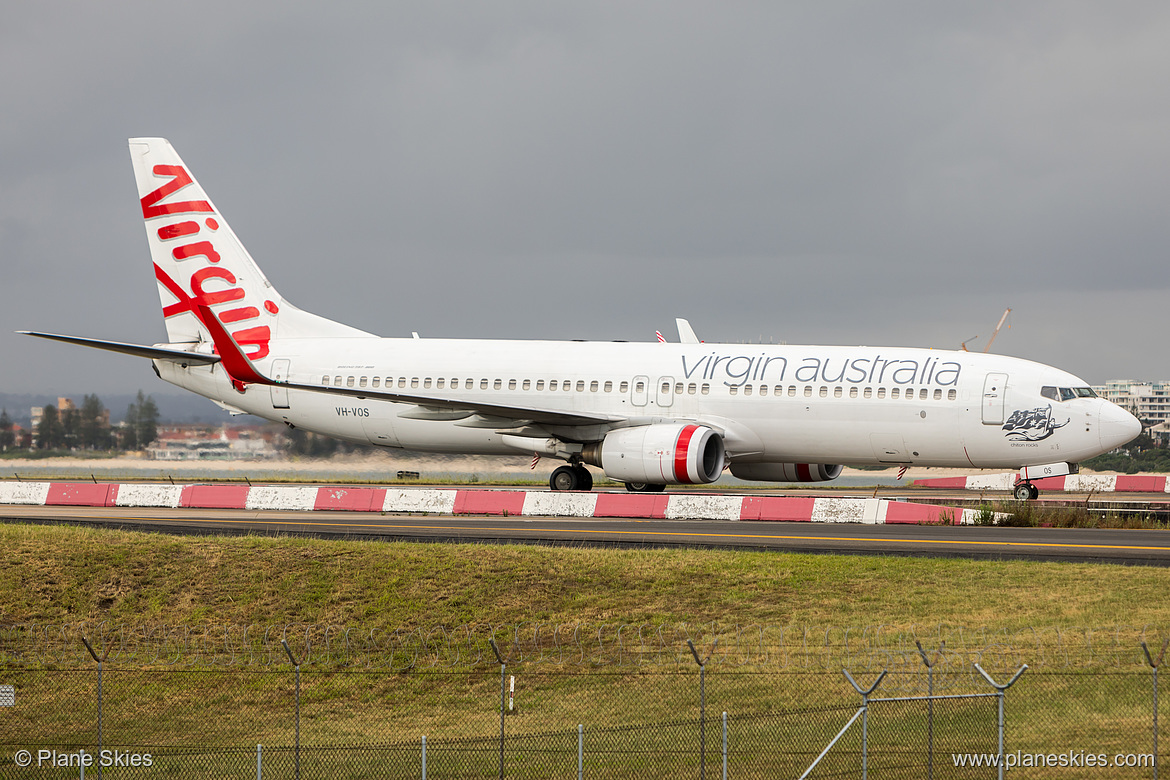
xmin=1099 ymin=402 xmax=1142 ymax=451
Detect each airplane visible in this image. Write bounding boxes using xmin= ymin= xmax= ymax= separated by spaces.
xmin=21 ymin=138 xmax=1142 ymax=501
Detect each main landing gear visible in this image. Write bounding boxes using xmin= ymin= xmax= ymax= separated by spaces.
xmin=624 ymin=482 xmax=666 ymax=493
xmin=1013 ymin=481 xmax=1040 ymax=501
xmin=550 ymin=464 xmax=593 ymax=492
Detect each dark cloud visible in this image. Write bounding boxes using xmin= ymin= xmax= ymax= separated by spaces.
xmin=3 ymin=2 xmax=1168 ymax=397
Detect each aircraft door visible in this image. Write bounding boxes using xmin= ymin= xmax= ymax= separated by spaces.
xmin=656 ymin=376 xmax=675 ymax=408
xmin=982 ymin=372 xmax=1008 ymax=425
xmin=631 ymin=375 xmax=649 ymax=407
xmin=271 ymin=359 xmax=291 ymax=409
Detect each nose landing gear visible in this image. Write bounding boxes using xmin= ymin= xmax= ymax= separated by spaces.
xmin=1013 ymin=481 xmax=1040 ymax=501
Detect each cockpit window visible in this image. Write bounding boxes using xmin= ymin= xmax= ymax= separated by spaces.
xmin=1043 ymin=385 xmax=1098 ymax=402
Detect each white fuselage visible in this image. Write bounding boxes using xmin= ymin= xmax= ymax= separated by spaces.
xmin=155 ymin=337 xmax=1137 ymax=470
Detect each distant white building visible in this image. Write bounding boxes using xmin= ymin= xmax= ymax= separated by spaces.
xmin=1092 ymin=380 xmax=1170 ymax=426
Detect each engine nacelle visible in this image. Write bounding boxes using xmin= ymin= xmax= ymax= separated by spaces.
xmin=585 ymin=424 xmax=726 ymax=485
xmin=729 ymin=462 xmax=843 ymax=483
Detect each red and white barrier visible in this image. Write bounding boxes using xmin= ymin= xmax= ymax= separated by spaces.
xmin=913 ymin=473 xmax=1170 ymax=493
xmin=0 ymin=481 xmax=985 ymax=525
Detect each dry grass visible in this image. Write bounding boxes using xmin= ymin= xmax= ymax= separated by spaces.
xmin=3 ymin=521 xmax=1170 ymax=629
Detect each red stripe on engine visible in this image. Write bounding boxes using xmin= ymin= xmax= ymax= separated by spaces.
xmin=796 ymin=463 xmax=813 ymax=482
xmin=673 ymin=425 xmax=699 ymax=484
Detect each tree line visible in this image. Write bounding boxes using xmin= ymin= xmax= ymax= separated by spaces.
xmin=0 ymin=391 xmax=159 ymax=453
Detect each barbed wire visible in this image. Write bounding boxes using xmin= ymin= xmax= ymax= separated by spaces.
xmin=0 ymin=622 xmax=1164 ymax=674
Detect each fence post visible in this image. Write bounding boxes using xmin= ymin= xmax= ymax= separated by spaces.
xmin=281 ymin=640 xmax=301 ymax=780
xmin=490 ymin=638 xmax=509 ymax=780
xmin=916 ymin=640 xmax=945 ymax=780
xmin=974 ymin=663 xmax=1028 ymax=780
xmin=81 ymin=637 xmax=107 ymax=780
xmin=256 ymin=744 xmax=262 ymax=780
xmin=1143 ymin=639 xmax=1169 ymax=780
xmin=578 ymin=724 xmax=583 ymax=780
xmin=422 ymin=735 xmax=427 ymax=780
xmin=722 ymin=711 xmax=728 ymax=780
xmin=843 ymin=669 xmax=888 ymax=780
xmin=687 ymin=639 xmax=716 ymax=780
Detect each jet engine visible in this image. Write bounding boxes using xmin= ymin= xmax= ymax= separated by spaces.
xmin=729 ymin=463 xmax=843 ymax=482
xmin=583 ymin=423 xmax=726 ymax=485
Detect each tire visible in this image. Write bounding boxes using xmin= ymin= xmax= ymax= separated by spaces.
xmin=1013 ymin=483 xmax=1033 ymax=501
xmin=625 ymin=482 xmax=666 ymax=493
xmin=550 ymin=465 xmax=579 ymax=492
xmin=1029 ymin=484 xmax=1040 ymax=500
xmin=573 ymin=466 xmax=594 ymax=492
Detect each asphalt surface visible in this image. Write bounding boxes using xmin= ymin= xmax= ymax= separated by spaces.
xmin=4 ymin=504 xmax=1170 ymax=565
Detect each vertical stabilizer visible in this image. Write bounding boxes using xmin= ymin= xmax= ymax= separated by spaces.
xmin=128 ymin=138 xmax=371 ymax=359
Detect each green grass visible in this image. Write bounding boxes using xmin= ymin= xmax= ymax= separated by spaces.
xmin=3 ymin=521 xmax=1170 ymax=629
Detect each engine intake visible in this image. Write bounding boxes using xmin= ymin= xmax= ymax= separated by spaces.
xmin=584 ymin=423 xmax=726 ymax=485
xmin=729 ymin=463 xmax=843 ymax=483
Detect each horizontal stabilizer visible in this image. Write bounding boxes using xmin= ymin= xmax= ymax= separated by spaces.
xmin=18 ymin=331 xmax=221 ymax=365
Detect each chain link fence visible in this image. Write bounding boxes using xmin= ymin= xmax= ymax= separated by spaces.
xmin=0 ymin=624 xmax=1166 ymax=777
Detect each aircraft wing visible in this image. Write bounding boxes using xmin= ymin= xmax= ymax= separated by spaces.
xmin=18 ymin=331 xmax=221 ymax=366
xmin=191 ymin=304 xmax=623 ymax=427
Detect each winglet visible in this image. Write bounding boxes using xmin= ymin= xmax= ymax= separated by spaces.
xmin=194 ymin=303 xmax=270 ymax=392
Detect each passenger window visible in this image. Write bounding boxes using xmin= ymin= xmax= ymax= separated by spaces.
xmin=819 ymin=387 xmax=828 ymax=398
xmin=701 ymin=384 xmax=710 ymax=395
xmin=891 ymin=388 xmax=899 ymax=399
xmin=948 ymin=389 xmax=957 ymax=400
xmin=675 ymin=382 xmax=683 ymax=394
xmin=604 ymin=381 xmax=613 ymax=392
xmin=576 ymin=381 xmax=584 ymax=392
xmin=411 ymin=378 xmax=419 ymax=389
xmin=347 ymin=376 xmax=355 ymax=388
xmin=359 ymin=377 xmax=368 ymax=388
xmin=372 ymin=377 xmax=380 ymax=388
xmin=564 ymin=381 xmax=572 ymax=392
xmin=688 ymin=383 xmax=697 ymax=394
xmin=759 ymin=385 xmax=768 ymax=396
xmin=435 ymin=378 xmax=444 ymax=389
xmin=536 ymin=380 xmax=545 ymax=391
xmin=550 ymin=380 xmax=558 ymax=391
xmin=465 ymin=379 xmax=474 ymax=390
xmin=863 ymin=387 xmax=872 ymax=398
xmin=592 ymin=381 xmax=600 ymax=392
xmin=730 ymin=385 xmax=739 ymax=395
xmin=523 ymin=380 xmax=531 ymax=391
xmin=494 ymin=379 xmax=502 ymax=390
xmin=620 ymin=381 xmax=629 ymax=393
xmin=321 ymin=376 xmax=329 ymax=386
xmin=424 ymin=378 xmax=432 ymax=389
xmin=804 ymin=386 xmax=813 ymax=397
xmin=635 ymin=381 xmax=645 ymax=392
xmin=849 ymin=387 xmax=858 ymax=398
xmin=933 ymin=389 xmax=941 ymax=400
xmin=833 ymin=387 xmax=842 ymax=398
xmin=743 ymin=385 xmax=753 ymax=396
xmin=334 ymin=376 xmax=342 ymax=386
xmin=480 ymin=379 xmax=488 ymax=390
xmin=788 ymin=386 xmax=796 ymax=397
xmin=507 ymin=379 xmax=516 ymax=390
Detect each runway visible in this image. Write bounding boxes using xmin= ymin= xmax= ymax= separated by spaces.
xmin=4 ymin=504 xmax=1170 ymax=565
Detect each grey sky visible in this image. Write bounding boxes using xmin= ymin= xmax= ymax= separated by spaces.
xmin=3 ymin=2 xmax=1169 ymax=397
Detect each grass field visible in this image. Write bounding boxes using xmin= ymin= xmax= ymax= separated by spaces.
xmin=3 ymin=521 xmax=1169 ymax=777
xmin=3 ymin=521 xmax=1170 ymax=629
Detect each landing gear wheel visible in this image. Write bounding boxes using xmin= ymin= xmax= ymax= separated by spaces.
xmin=573 ymin=466 xmax=593 ymax=492
xmin=550 ymin=465 xmax=579 ymax=492
xmin=1014 ymin=482 xmax=1038 ymax=501
xmin=625 ymin=482 xmax=666 ymax=493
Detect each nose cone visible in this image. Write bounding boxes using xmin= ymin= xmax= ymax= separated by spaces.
xmin=1100 ymin=402 xmax=1142 ymax=451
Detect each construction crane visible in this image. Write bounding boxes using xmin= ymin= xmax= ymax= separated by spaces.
xmin=961 ymin=309 xmax=1012 ymax=352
